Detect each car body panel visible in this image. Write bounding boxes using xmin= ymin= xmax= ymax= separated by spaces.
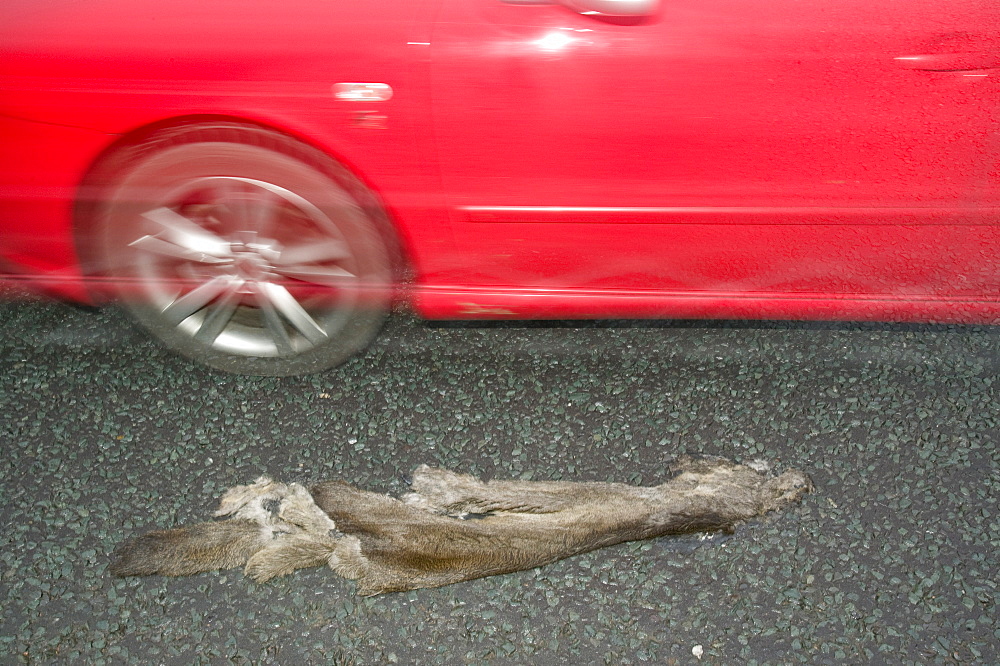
xmin=429 ymin=0 xmax=1000 ymax=305
xmin=1 ymin=0 xmax=454 ymax=293
xmin=1 ymin=0 xmax=999 ymax=323
xmin=0 ymin=113 xmax=109 ymax=300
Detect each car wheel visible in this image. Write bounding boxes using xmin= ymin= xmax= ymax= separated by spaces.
xmin=93 ymin=124 xmax=398 ymax=376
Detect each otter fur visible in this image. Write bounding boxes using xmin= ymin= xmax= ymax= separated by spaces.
xmin=110 ymin=456 xmax=811 ymax=596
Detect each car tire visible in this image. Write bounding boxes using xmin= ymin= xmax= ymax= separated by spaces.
xmin=91 ymin=124 xmax=399 ymax=376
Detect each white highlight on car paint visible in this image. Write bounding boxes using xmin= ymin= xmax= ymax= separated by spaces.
xmin=535 ymin=30 xmax=575 ymax=52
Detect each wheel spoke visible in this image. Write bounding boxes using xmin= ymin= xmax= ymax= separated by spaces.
xmin=273 ymin=265 xmax=356 ymax=288
xmin=129 ymin=234 xmax=232 ymax=265
xmin=141 ymin=207 xmax=232 ymax=258
xmin=160 ymin=275 xmax=233 ymax=324
xmin=245 ymin=191 xmax=284 ymax=235
xmin=275 ymin=239 xmax=350 ymax=266
xmin=257 ymin=281 xmax=329 ymax=345
xmin=206 ymin=178 xmax=246 ymax=228
xmin=251 ymin=283 xmax=294 ymax=356
xmin=193 ymin=280 xmax=244 ymax=345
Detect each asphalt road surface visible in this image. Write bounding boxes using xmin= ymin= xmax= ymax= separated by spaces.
xmin=1 ymin=294 xmax=998 ymax=664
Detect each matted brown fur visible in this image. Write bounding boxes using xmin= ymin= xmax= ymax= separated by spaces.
xmin=109 ymin=456 xmax=812 ymax=595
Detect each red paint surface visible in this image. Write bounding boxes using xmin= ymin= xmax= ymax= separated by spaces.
xmin=1 ymin=0 xmax=998 ymax=320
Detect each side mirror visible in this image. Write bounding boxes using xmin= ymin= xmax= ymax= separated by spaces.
xmin=502 ymin=0 xmax=659 ymax=18
xmin=561 ymin=0 xmax=659 ymax=16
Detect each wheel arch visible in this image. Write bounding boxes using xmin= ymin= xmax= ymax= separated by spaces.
xmin=73 ymin=114 xmax=413 ymax=301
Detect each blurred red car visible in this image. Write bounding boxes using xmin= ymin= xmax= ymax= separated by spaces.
xmin=2 ymin=0 xmax=998 ymax=374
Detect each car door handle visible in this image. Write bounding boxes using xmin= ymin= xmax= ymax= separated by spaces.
xmin=894 ymin=52 xmax=999 ymax=71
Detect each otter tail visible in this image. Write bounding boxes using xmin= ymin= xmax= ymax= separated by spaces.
xmin=109 ymin=476 xmax=342 ymax=581
xmin=109 ymin=519 xmax=267 ymax=577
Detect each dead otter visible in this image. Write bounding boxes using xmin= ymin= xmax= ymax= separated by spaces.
xmin=110 ymin=455 xmax=811 ymax=596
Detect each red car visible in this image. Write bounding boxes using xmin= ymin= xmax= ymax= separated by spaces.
xmin=2 ymin=0 xmax=998 ymax=374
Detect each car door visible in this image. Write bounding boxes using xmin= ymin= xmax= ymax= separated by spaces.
xmin=428 ymin=0 xmax=1000 ymax=305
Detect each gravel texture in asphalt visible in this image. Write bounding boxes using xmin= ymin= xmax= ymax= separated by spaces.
xmin=1 ymin=298 xmax=998 ymax=664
